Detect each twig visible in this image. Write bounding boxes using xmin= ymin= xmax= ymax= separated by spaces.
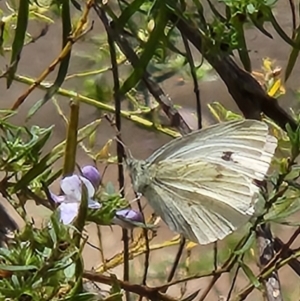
xmin=94 ymin=232 xmax=181 ymax=274
xmin=12 ymin=73 xmax=180 ymax=138
xmin=231 ymin=248 xmax=300 ymax=301
xmin=83 ymin=270 xmax=177 ymax=301
xmin=275 ymin=226 xmax=300 ymax=259
xmin=161 ymin=236 xmax=186 ymax=294
xmin=287 ymin=0 xmax=296 ymax=38
xmin=95 ymin=5 xmax=130 ymax=301
xmin=181 ymin=34 xmax=202 ymax=129
xmin=213 ymin=242 xmax=218 ymax=271
xmin=137 ymin=199 xmax=150 ymax=287
xmin=109 ymin=20 xmax=192 ymax=135
xmin=274 ymin=237 xmax=300 ymax=276
xmin=170 ymin=12 xmax=297 ymax=131
xmin=157 ymin=234 xmax=248 ymax=292
xmin=226 ymin=263 xmax=241 ymax=301
xmin=11 ymin=0 xmax=95 ymax=111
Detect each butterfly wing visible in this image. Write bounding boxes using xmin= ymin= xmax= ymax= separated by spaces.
xmin=138 ymin=120 xmax=277 ymax=244
xmin=147 ymin=119 xmax=277 ymax=181
xmin=145 ymin=160 xmax=258 ymax=244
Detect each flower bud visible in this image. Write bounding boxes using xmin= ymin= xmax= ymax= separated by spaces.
xmin=81 ymin=165 xmax=101 ymax=188
xmin=115 ymin=209 xmax=143 ymax=223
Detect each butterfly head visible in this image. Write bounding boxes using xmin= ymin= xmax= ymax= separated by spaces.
xmin=125 ymin=158 xmax=151 ymax=193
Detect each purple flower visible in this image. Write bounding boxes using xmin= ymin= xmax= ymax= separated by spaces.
xmin=82 ymin=165 xmax=101 ymax=188
xmin=113 ymin=209 xmax=144 ymax=229
xmin=52 ymin=175 xmax=101 ymax=225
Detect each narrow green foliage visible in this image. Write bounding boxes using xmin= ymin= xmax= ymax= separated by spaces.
xmin=6 ymin=0 xmax=29 ymax=88
xmin=120 ymin=2 xmax=169 ymax=95
xmin=26 ymin=0 xmax=72 ymax=119
xmin=285 ymin=25 xmax=300 ymax=82
xmin=63 ymin=101 xmax=79 ymax=177
xmin=14 ymin=119 xmax=101 ymax=192
xmin=239 ymin=260 xmax=262 ymax=289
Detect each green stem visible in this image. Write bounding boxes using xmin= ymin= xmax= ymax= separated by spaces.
xmin=63 ymin=101 xmax=79 ymax=177
xmin=13 ymin=73 xmax=179 ymax=138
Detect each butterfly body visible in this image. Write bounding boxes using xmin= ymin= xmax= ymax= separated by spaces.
xmin=126 ymin=120 xmax=277 ymax=245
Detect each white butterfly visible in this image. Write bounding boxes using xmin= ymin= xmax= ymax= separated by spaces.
xmin=125 ymin=119 xmax=277 ymax=245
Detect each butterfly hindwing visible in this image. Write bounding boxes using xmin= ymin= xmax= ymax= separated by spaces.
xmin=146 ymin=160 xmax=255 ymax=244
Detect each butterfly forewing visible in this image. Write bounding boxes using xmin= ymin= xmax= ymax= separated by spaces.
xmin=147 ymin=120 xmax=276 ymax=181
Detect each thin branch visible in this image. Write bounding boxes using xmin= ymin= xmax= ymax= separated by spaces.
xmin=213 ymin=242 xmax=218 ymax=271
xmin=83 ymin=270 xmax=177 ymax=301
xmin=95 ymin=5 xmax=129 ymax=301
xmin=137 ymin=199 xmax=150 ymax=287
xmin=181 ymin=34 xmax=202 ymax=129
xmin=170 ymin=12 xmax=297 ymax=131
xmin=109 ymin=21 xmax=192 ymax=135
xmin=231 ymin=248 xmax=300 ymax=301
xmin=11 ymin=0 xmax=95 ymax=111
xmin=226 ymin=263 xmax=241 ymax=301
xmin=287 ymin=0 xmax=296 ymax=38
xmin=11 ymin=73 xmax=180 ymax=138
xmin=161 ymin=236 xmax=186 ymax=294
xmin=274 ymin=237 xmax=300 ymax=276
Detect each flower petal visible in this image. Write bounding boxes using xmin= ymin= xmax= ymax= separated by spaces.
xmin=60 ymin=175 xmax=82 ymax=201
xmin=50 ymin=192 xmax=66 ymax=204
xmin=113 ymin=209 xmax=144 ymax=229
xmin=88 ymin=199 xmax=101 ymax=209
xmin=115 ymin=209 xmax=143 ymax=222
xmin=60 ymin=175 xmax=95 ymax=201
xmin=79 ymin=176 xmax=95 ymax=198
xmin=82 ymin=165 xmax=101 ymax=188
xmin=58 ymin=202 xmax=80 ymax=225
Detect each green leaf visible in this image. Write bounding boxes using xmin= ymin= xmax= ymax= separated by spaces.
xmin=63 ymin=292 xmax=97 ymax=301
xmin=27 ymin=0 xmax=72 ymax=119
xmin=120 ymin=3 xmax=169 ymax=95
xmin=234 ymin=231 xmax=256 ymax=255
xmin=232 ymin=16 xmax=251 ymax=71
xmin=48 ymin=218 xmax=58 ymax=246
xmin=248 ymin=13 xmax=272 ymax=39
xmin=285 ymin=26 xmax=300 ymax=81
xmin=285 ymin=123 xmax=300 ymax=159
xmin=110 ymin=274 xmax=122 ymax=298
xmin=0 ymin=248 xmax=13 ymax=261
xmin=246 ymin=4 xmax=256 ymax=14
xmin=64 ymin=261 xmax=76 ymax=279
xmin=105 ymin=182 xmax=116 ymax=194
xmin=0 ymin=264 xmax=38 ymax=271
xmin=13 ymin=119 xmax=101 ymax=192
xmin=267 ymin=7 xmax=297 ymax=49
xmin=6 ymin=0 xmax=29 ymax=88
xmin=265 ymin=196 xmax=300 ymax=222
xmin=206 ymin=0 xmax=226 ymax=22
xmin=117 ymin=0 xmax=145 ymax=29
xmin=239 ymin=260 xmax=261 ymax=288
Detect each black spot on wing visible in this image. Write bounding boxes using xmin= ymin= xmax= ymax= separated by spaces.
xmin=221 ymin=151 xmax=235 ymax=162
